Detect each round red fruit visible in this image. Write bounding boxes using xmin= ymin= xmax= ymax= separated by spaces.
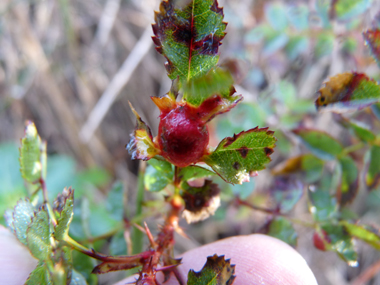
xmin=158 ymin=105 xmax=209 ymax=167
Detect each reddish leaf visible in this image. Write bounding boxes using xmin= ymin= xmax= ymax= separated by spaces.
xmin=187 ymin=254 xmax=235 ymax=285
xmin=363 ymin=28 xmax=380 ymax=68
xmin=152 ymin=0 xmax=226 ymax=81
xmin=126 ymin=103 xmax=160 ymax=161
xmin=315 ymin=72 xmax=380 ymax=112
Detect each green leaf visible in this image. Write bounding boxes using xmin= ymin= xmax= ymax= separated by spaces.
xmin=338 ymin=156 xmax=359 ymax=205
xmin=54 ymin=188 xmax=74 ymax=241
xmin=293 ymin=129 xmax=343 ymax=160
xmin=145 ymin=159 xmax=174 ymax=192
xmin=337 ymin=117 xmax=376 ymax=143
xmin=267 ymin=217 xmax=298 ymax=247
xmin=26 ymin=206 xmax=51 ymax=261
xmin=109 ymin=230 xmax=127 ymax=256
xmin=315 ymin=0 xmax=331 ymax=28
xmin=287 ymin=4 xmax=309 ymax=31
xmin=187 ymin=254 xmax=235 ymax=285
xmin=126 ymin=103 xmax=159 ymax=161
xmin=6 ymin=199 xmax=35 ymax=245
xmin=179 ymin=165 xmax=215 ymax=182
xmin=314 ymin=32 xmax=334 ymax=58
xmin=315 ymin=73 xmax=380 ymax=112
xmin=334 ymin=0 xmax=372 ymax=21
xmin=72 ymin=251 xmax=98 ymax=285
xmin=70 ymin=270 xmax=88 ymax=285
xmin=106 ymin=181 xmax=124 ymax=221
xmin=182 ymin=67 xmax=235 ymax=107
xmin=342 ymin=222 xmax=380 ymax=250
xmin=366 ymin=145 xmax=380 ymax=190
xmin=308 ymin=187 xmax=338 ymax=222
xmin=265 ymin=3 xmax=287 ymax=31
xmin=19 ymin=121 xmax=43 ymax=183
xmin=285 ymin=36 xmax=309 ymax=60
xmin=271 ymin=178 xmax=303 ymax=213
xmin=26 ymin=263 xmax=52 ymax=285
xmin=263 ymin=31 xmax=289 ymax=56
xmin=153 ymin=0 xmax=226 ymax=81
xmin=321 ymin=223 xmax=357 ymax=265
xmin=363 ymin=28 xmax=380 ymax=70
xmin=372 ymin=103 xmax=380 ymax=120
xmin=203 ymin=127 xmax=276 ymax=184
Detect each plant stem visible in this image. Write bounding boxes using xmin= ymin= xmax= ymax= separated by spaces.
xmin=132 ymin=161 xmax=146 ymax=254
xmin=343 ymin=142 xmax=365 ymax=155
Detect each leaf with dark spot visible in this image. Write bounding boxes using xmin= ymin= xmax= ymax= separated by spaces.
xmin=126 ymin=102 xmax=160 ymax=161
xmin=153 ymin=0 xmax=226 ymax=81
xmin=187 ymin=254 xmax=235 ymax=285
xmin=203 ymin=127 xmax=276 ymax=184
xmin=315 ymin=72 xmax=380 ymax=112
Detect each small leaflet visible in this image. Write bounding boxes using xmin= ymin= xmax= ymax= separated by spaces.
xmin=203 ymin=127 xmax=276 ymax=184
xmin=315 ymin=72 xmax=380 ymax=113
xmin=363 ymin=28 xmax=380 ymax=68
xmin=187 ymin=254 xmax=235 ymax=285
xmin=366 ymin=145 xmax=380 ymax=190
xmin=54 ymin=188 xmax=74 ymax=241
xmin=126 ymin=102 xmax=160 ymax=161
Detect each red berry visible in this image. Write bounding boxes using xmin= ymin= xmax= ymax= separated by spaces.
xmin=158 ymin=105 xmax=209 ymax=167
xmin=313 ymin=230 xmax=330 ymax=251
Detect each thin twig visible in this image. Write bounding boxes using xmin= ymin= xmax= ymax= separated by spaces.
xmin=79 ymin=26 xmax=153 ymax=143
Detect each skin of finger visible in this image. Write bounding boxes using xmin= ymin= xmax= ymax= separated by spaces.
xmin=0 ymin=225 xmax=38 ymax=285
xmin=117 ymin=234 xmax=317 ymax=285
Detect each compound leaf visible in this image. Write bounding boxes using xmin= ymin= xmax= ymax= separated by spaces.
xmin=187 ymin=254 xmax=235 ymax=285
xmin=203 ymin=127 xmax=276 ymax=184
xmin=153 ymin=0 xmax=226 ymax=81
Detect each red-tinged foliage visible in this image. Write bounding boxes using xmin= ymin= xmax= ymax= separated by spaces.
xmin=313 ymin=229 xmax=331 ymax=251
xmin=363 ymin=29 xmax=380 ymax=66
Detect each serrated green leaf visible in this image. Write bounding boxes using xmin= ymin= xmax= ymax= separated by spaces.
xmin=7 ymin=199 xmax=35 ymax=245
xmin=26 ymin=206 xmax=51 ymax=261
xmin=145 ymin=159 xmax=174 ymax=192
xmin=366 ymin=145 xmax=380 ymax=190
xmin=267 ymin=217 xmax=298 ymax=247
xmin=26 ymin=263 xmax=52 ymax=285
xmin=293 ymin=129 xmax=343 ymax=160
xmin=203 ymin=127 xmax=276 ymax=184
xmin=338 ymin=156 xmax=359 ymax=205
xmin=19 ymin=121 xmax=43 ymax=183
xmin=106 ymin=181 xmax=124 ymax=221
xmin=334 ymin=0 xmax=372 ymax=21
xmin=342 ymin=222 xmax=380 ymax=250
xmin=308 ymin=187 xmax=338 ymax=222
xmin=321 ymin=223 xmax=357 ymax=265
xmin=54 ymin=188 xmax=74 ymax=241
xmin=315 ymin=73 xmax=380 ymax=112
xmin=153 ymin=0 xmax=226 ymax=81
xmin=182 ymin=67 xmax=235 ymax=107
xmin=187 ymin=254 xmax=235 ymax=285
